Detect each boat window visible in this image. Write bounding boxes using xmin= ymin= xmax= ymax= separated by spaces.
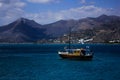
xmin=74 ymin=51 xmax=80 ymax=53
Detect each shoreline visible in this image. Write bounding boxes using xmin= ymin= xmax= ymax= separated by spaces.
xmin=0 ymin=42 xmax=119 ymax=45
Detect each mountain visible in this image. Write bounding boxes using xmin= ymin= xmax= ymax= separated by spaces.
xmin=0 ymin=18 xmax=47 ymax=43
xmin=92 ymin=17 xmax=120 ymax=42
xmin=44 ymin=15 xmax=120 ymax=37
xmin=44 ymin=19 xmax=77 ymax=37
xmin=44 ymin=18 xmax=99 ymax=37
xmin=0 ymin=15 xmax=120 ymax=43
xmin=96 ymin=14 xmax=120 ymax=23
xmin=44 ymin=14 xmax=120 ymax=43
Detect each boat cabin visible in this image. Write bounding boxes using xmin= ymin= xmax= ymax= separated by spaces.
xmin=65 ymin=48 xmax=87 ymax=56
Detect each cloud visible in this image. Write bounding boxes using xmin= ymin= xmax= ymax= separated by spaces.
xmin=80 ymin=0 xmax=95 ymax=5
xmin=0 ymin=0 xmax=26 ymax=26
xmin=80 ymin=0 xmax=86 ymax=4
xmin=27 ymin=0 xmax=60 ymax=4
xmin=0 ymin=3 xmax=120 ymax=26
xmin=24 ymin=5 xmax=120 ymax=24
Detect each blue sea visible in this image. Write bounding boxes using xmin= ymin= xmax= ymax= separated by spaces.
xmin=0 ymin=44 xmax=120 ymax=80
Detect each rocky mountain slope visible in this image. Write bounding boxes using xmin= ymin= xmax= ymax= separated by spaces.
xmin=0 ymin=18 xmax=47 ymax=43
xmin=45 ymin=14 xmax=120 ymax=43
xmin=0 ymin=15 xmax=120 ymax=43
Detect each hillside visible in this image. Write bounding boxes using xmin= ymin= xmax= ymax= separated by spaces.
xmin=0 ymin=15 xmax=120 ymax=43
xmin=0 ymin=18 xmax=48 ymax=43
xmin=44 ymin=14 xmax=120 ymax=43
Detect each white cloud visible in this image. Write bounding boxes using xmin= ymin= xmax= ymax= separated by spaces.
xmin=27 ymin=0 xmax=59 ymax=4
xmin=80 ymin=0 xmax=95 ymax=5
xmin=0 ymin=3 xmax=2 ymax=7
xmin=80 ymin=0 xmax=86 ymax=4
xmin=0 ymin=3 xmax=120 ymax=26
xmin=0 ymin=0 xmax=25 ymax=26
xmin=24 ymin=5 xmax=120 ymax=25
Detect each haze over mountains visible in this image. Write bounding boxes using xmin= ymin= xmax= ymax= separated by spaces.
xmin=0 ymin=15 xmax=120 ymax=43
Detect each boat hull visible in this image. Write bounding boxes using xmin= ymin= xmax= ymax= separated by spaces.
xmin=59 ymin=54 xmax=93 ymax=60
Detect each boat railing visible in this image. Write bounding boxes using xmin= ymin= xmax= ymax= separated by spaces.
xmin=65 ymin=49 xmax=81 ymax=52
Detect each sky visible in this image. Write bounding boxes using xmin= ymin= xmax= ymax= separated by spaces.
xmin=0 ymin=0 xmax=120 ymax=26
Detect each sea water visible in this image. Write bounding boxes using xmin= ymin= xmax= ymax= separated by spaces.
xmin=0 ymin=44 xmax=120 ymax=80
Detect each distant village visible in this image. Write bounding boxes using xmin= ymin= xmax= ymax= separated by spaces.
xmin=37 ymin=33 xmax=120 ymax=44
xmin=37 ymin=33 xmax=92 ymax=44
xmin=37 ymin=38 xmax=120 ymax=44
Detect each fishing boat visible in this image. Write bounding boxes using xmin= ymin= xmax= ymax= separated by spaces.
xmin=58 ymin=27 xmax=93 ymax=60
xmin=58 ymin=47 xmax=93 ymax=60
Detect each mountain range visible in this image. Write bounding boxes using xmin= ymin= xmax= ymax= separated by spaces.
xmin=0 ymin=14 xmax=120 ymax=43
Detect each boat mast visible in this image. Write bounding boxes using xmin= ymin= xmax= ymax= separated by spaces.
xmin=68 ymin=26 xmax=71 ymax=49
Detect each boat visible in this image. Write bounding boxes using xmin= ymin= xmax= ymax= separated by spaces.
xmin=58 ymin=47 xmax=93 ymax=60
xmin=58 ymin=27 xmax=93 ymax=60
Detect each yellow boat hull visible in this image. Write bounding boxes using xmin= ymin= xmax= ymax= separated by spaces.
xmin=58 ymin=52 xmax=93 ymax=60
